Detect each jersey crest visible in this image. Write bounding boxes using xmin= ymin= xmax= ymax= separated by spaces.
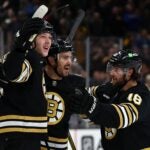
xmin=46 ymin=92 xmax=65 ymax=125
xmin=105 ymin=127 xmax=117 ymax=140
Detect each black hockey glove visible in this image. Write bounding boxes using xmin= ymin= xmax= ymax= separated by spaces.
xmin=69 ymin=88 xmax=98 ymax=115
xmin=94 ymin=82 xmax=120 ymax=103
xmin=14 ymin=18 xmax=45 ymax=52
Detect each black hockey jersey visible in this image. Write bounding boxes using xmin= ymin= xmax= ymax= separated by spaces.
xmin=89 ymin=82 xmax=150 ymax=150
xmin=0 ymin=50 xmax=47 ymax=139
xmin=41 ymin=74 xmax=85 ymax=150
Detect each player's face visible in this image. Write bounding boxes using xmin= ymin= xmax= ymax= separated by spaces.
xmin=57 ymin=51 xmax=73 ymax=77
xmin=34 ymin=32 xmax=52 ymax=57
xmin=109 ymin=67 xmax=126 ymax=86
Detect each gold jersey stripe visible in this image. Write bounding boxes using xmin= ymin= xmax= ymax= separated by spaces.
xmin=11 ymin=59 xmax=32 ymax=83
xmin=0 ymin=128 xmax=47 ymax=133
xmin=112 ymin=104 xmax=123 ymax=129
xmin=90 ymin=86 xmax=98 ymax=96
xmin=88 ymin=121 xmax=95 ymax=125
xmin=121 ymin=104 xmax=133 ymax=126
xmin=126 ymin=103 xmax=139 ymax=121
xmin=0 ymin=115 xmax=47 ymax=121
xmin=27 ymin=59 xmax=32 ymax=76
xmin=41 ymin=147 xmax=47 ymax=150
xmin=93 ymin=86 xmax=99 ymax=96
xmin=80 ymin=114 xmax=88 ymax=119
xmin=22 ymin=62 xmax=26 ymax=73
xmin=42 ymin=73 xmax=46 ymax=95
xmin=20 ymin=59 xmax=32 ymax=82
xmin=48 ymin=136 xmax=68 ymax=143
xmin=11 ymin=62 xmax=26 ymax=82
xmin=20 ymin=60 xmax=31 ymax=81
xmin=143 ymin=148 xmax=150 ymax=150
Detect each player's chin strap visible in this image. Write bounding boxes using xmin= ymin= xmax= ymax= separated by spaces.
xmin=68 ymin=131 xmax=76 ymax=150
xmin=52 ymin=54 xmax=64 ymax=78
xmin=46 ymin=54 xmax=63 ymax=78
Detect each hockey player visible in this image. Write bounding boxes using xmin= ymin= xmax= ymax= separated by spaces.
xmin=0 ymin=18 xmax=54 ymax=150
xmin=69 ymin=49 xmax=150 ymax=150
xmin=40 ymin=39 xmax=85 ymax=150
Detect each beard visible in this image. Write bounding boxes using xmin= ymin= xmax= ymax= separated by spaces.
xmin=112 ymin=74 xmax=127 ymax=89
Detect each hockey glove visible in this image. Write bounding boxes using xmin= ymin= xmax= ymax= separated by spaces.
xmin=69 ymin=88 xmax=98 ymax=115
xmin=14 ymin=18 xmax=46 ymax=52
xmin=93 ymin=82 xmax=120 ymax=103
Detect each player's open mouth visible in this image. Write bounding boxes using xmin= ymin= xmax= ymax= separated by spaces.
xmin=43 ymin=47 xmax=49 ymax=51
xmin=64 ymin=66 xmax=70 ymax=71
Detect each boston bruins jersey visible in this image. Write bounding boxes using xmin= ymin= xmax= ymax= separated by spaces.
xmin=0 ymin=50 xmax=47 ymax=139
xmin=88 ymin=82 xmax=150 ymax=150
xmin=41 ymin=73 xmax=85 ymax=150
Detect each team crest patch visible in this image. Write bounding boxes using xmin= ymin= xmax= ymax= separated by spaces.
xmin=46 ymin=92 xmax=65 ymax=125
xmin=105 ymin=127 xmax=117 ymax=140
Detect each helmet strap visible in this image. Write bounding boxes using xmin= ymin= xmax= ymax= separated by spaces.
xmin=52 ymin=54 xmax=64 ymax=78
xmin=32 ymin=40 xmax=36 ymax=50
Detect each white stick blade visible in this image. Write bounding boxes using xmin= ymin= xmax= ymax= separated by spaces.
xmin=32 ymin=5 xmax=48 ymax=18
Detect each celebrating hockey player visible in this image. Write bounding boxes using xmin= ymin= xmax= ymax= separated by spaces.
xmin=69 ymin=49 xmax=150 ymax=150
xmin=40 ymin=39 xmax=85 ymax=150
xmin=0 ymin=18 xmax=54 ymax=150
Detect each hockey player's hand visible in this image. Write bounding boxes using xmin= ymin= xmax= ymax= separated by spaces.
xmin=93 ymin=82 xmax=120 ymax=103
xmin=14 ymin=18 xmax=45 ymax=52
xmin=69 ymin=88 xmax=98 ymax=115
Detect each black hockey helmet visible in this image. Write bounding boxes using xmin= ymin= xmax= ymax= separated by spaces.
xmin=37 ymin=19 xmax=54 ymax=35
xmin=48 ymin=39 xmax=74 ymax=57
xmin=107 ymin=49 xmax=142 ymax=74
xmin=17 ymin=18 xmax=54 ymax=41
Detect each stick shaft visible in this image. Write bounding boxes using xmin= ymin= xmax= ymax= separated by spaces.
xmin=68 ymin=131 xmax=76 ymax=150
xmin=66 ymin=9 xmax=85 ymax=43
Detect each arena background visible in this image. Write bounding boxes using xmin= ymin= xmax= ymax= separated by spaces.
xmin=0 ymin=0 xmax=149 ymax=149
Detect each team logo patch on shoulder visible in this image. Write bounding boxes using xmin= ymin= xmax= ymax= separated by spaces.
xmin=105 ymin=127 xmax=117 ymax=140
xmin=46 ymin=92 xmax=65 ymax=125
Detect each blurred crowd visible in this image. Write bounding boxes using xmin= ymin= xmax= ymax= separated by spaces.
xmin=0 ymin=0 xmax=150 ymax=128
xmin=0 ymin=0 xmax=149 ymax=47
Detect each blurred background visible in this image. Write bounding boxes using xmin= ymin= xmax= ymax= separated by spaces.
xmin=0 ymin=0 xmax=149 ymax=149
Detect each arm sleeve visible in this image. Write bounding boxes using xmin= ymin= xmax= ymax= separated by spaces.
xmin=88 ymin=102 xmax=120 ymax=128
xmin=3 ymin=50 xmax=32 ymax=82
xmin=88 ymin=90 xmax=148 ymax=129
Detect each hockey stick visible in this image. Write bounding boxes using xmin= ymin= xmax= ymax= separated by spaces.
xmin=65 ymin=9 xmax=85 ymax=43
xmin=66 ymin=10 xmax=85 ymax=149
xmin=32 ymin=5 xmax=48 ymax=18
xmin=29 ymin=5 xmax=48 ymax=42
xmin=67 ymin=11 xmax=85 ymax=149
xmin=48 ymin=4 xmax=69 ymax=16
xmin=16 ymin=5 xmax=49 ymax=42
xmin=28 ymin=4 xmax=70 ymax=42
xmin=68 ymin=131 xmax=76 ymax=150
xmin=0 ymin=5 xmax=48 ymax=85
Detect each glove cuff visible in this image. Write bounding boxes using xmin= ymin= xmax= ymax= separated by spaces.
xmin=86 ymin=96 xmax=98 ymax=115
